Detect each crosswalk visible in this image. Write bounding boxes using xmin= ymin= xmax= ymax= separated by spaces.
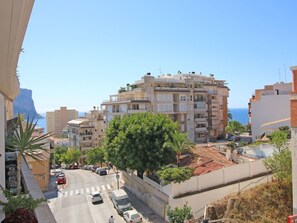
xmin=57 ymin=184 xmax=113 ymax=198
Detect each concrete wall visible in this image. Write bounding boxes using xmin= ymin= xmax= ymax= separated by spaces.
xmin=168 ymin=174 xmax=272 ymax=218
xmin=0 ymin=94 xmax=5 ymax=189
xmin=122 ymin=172 xmax=168 ymax=217
xmin=168 ymin=159 xmax=267 ymax=198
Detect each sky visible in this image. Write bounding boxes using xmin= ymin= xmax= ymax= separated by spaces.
xmin=18 ymin=0 xmax=297 ymax=113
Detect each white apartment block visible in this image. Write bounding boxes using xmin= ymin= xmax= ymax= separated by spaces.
xmin=68 ymin=118 xmax=94 ymax=151
xmin=68 ymin=108 xmax=106 ymax=151
xmin=101 ymin=72 xmax=229 ymax=143
xmin=46 ymin=107 xmax=78 ymax=137
xmin=248 ymin=82 xmax=291 ymax=141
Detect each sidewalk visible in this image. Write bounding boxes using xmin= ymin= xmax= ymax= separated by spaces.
xmin=44 ymin=174 xmax=58 ymax=200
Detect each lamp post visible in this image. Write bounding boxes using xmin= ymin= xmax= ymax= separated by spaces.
xmin=115 ymin=168 xmax=119 ymax=190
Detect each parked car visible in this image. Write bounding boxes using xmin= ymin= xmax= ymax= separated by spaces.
xmin=91 ymin=191 xmax=103 ymax=204
xmin=57 ymin=175 xmax=66 ymax=184
xmin=96 ymin=167 xmax=107 ymax=176
xmin=123 ymin=209 xmax=143 ymax=223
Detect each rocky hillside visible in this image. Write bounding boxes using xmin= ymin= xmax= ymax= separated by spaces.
xmin=205 ymin=180 xmax=292 ymax=223
xmin=13 ymin=88 xmax=43 ymax=119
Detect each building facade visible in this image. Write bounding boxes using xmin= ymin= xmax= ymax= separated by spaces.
xmin=46 ymin=106 xmax=78 ymax=137
xmin=0 ymin=0 xmax=34 ymax=193
xmin=248 ymin=82 xmax=291 ymax=141
xmin=101 ymin=72 xmax=229 ymax=143
xmin=290 ymin=65 xmax=297 ymax=215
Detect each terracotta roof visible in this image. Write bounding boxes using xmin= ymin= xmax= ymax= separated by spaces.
xmin=187 ymin=146 xmax=235 ymax=176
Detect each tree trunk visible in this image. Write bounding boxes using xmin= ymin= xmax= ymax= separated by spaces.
xmin=17 ymin=154 xmax=22 ymax=195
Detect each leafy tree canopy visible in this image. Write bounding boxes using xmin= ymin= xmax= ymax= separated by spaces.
xmin=225 ymin=120 xmax=244 ymax=135
xmin=157 ymin=167 xmax=193 ymax=184
xmin=264 ymin=130 xmax=291 ymax=181
xmin=86 ymin=147 xmax=106 ymax=166
xmin=62 ymin=147 xmax=81 ymax=164
xmin=54 ymin=146 xmax=68 ymax=166
xmin=167 ymin=204 xmax=193 ymax=223
xmin=104 ymin=113 xmax=178 ymax=177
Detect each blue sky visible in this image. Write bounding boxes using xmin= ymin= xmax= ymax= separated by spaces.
xmin=18 ymin=0 xmax=297 ymax=113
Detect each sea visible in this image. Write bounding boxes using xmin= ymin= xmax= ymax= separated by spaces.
xmin=36 ymin=108 xmax=249 ymax=133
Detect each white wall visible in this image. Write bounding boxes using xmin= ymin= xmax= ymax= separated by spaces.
xmin=251 ymin=94 xmax=290 ymax=140
xmin=167 ymin=159 xmax=267 ymax=198
xmin=168 ymin=175 xmax=272 ymax=218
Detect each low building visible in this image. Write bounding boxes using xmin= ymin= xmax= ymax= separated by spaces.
xmin=248 ymin=82 xmax=291 ymax=141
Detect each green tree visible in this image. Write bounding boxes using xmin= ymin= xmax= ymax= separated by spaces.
xmin=167 ymin=204 xmax=193 ymax=223
xmin=5 ymin=115 xmax=51 ymax=194
xmin=54 ymin=146 xmax=68 ymax=166
xmin=86 ymin=147 xmax=106 ymax=166
xmin=164 ymin=131 xmax=194 ymax=167
xmin=225 ymin=120 xmax=244 ymax=135
xmin=264 ymin=130 xmax=291 ymax=181
xmin=157 ymin=167 xmax=193 ymax=184
xmin=62 ymin=147 xmax=81 ymax=164
xmin=104 ymin=113 xmax=177 ymax=178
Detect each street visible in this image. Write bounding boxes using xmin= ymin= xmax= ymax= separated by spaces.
xmin=44 ymin=169 xmax=167 ymax=223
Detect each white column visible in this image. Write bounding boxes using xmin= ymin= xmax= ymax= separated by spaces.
xmin=0 ymin=94 xmax=5 ymax=189
xmin=292 ymin=128 xmax=297 ymax=214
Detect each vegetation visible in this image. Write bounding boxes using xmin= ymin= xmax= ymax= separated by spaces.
xmin=167 ymin=204 xmax=193 ymax=223
xmin=0 ymin=186 xmax=45 ymax=223
xmin=157 ymin=167 xmax=193 ymax=184
xmin=61 ymin=147 xmax=81 ymax=164
xmin=86 ymin=147 xmax=106 ymax=166
xmin=207 ymin=180 xmax=292 ymax=223
xmin=264 ymin=130 xmax=292 ymax=181
xmin=53 ymin=145 xmax=68 ymax=166
xmin=104 ymin=113 xmax=177 ymax=178
xmin=5 ymin=114 xmax=51 ymax=194
xmin=164 ymin=130 xmax=194 ymax=167
xmin=225 ymin=120 xmax=244 ymax=135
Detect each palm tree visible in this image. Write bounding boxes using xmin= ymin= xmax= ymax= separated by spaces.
xmin=165 ymin=131 xmax=194 ymax=167
xmin=5 ymin=114 xmax=52 ymax=194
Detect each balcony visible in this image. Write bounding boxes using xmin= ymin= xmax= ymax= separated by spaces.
xmin=195 ymin=127 xmax=207 ymax=132
xmin=128 ymin=109 xmax=147 ymax=114
xmin=194 ymin=117 xmax=207 ymax=123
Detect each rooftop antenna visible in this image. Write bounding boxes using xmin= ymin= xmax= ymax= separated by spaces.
xmin=158 ymin=66 xmax=162 ymax=75
xmin=278 ymin=68 xmax=281 ymax=82
xmin=283 ymin=64 xmax=287 ymax=82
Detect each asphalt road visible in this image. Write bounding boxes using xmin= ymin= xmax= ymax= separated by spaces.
xmin=45 ymin=169 xmax=167 ymax=223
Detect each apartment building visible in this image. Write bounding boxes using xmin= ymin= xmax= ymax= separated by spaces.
xmin=68 ymin=108 xmax=106 ymax=149
xmin=248 ymin=82 xmax=291 ymax=141
xmin=101 ymin=72 xmax=229 ymax=143
xmin=46 ymin=106 xmax=78 ymax=137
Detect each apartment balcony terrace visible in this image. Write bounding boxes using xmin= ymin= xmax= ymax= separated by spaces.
xmin=194 ymin=117 xmax=207 ymax=123
xmin=195 ymin=127 xmax=207 ymax=132
xmin=127 ymin=109 xmax=148 ymax=114
xmin=102 ymin=97 xmax=150 ymax=104
xmin=154 ymin=86 xmax=189 ymax=92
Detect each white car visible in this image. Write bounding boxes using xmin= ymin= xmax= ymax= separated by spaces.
xmin=123 ymin=210 xmax=143 ymax=223
xmin=91 ymin=191 xmax=103 ymax=204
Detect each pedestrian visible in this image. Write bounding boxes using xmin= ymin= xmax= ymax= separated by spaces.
xmin=108 ymin=215 xmax=114 ymax=223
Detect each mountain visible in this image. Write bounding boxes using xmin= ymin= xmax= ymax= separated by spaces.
xmin=13 ymin=88 xmax=43 ymax=119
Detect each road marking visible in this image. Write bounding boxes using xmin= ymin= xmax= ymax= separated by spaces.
xmin=64 ymin=191 xmax=68 ymax=197
xmin=91 ymin=187 xmax=95 ymax=192
xmin=69 ymin=190 xmax=73 ymax=196
xmin=96 ymin=186 xmax=101 ymax=191
xmin=86 ymin=188 xmax=90 ymax=193
xmin=101 ymin=185 xmax=106 ymax=191
xmin=80 ymin=188 xmax=84 ymax=194
xmin=75 ymin=189 xmax=79 ymax=195
xmin=106 ymin=184 xmax=111 ymax=190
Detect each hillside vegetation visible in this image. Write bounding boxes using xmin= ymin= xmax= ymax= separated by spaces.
xmin=207 ymin=180 xmax=292 ymax=223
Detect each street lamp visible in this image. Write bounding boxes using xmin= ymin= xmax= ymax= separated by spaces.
xmin=115 ymin=168 xmax=119 ymax=190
